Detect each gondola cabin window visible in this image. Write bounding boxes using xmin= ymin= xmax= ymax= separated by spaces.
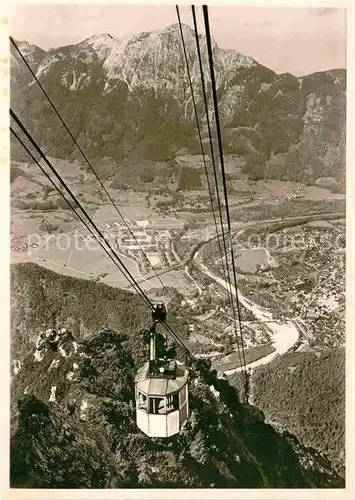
xmin=149 ymin=397 xmax=165 ymax=414
xmin=137 ymin=391 xmax=148 ymax=411
xmin=180 ymin=385 xmax=187 ymax=407
xmin=166 ymin=393 xmax=179 ymax=413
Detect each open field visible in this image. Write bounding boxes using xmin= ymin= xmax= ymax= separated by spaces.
xmin=212 ymin=343 xmax=276 ymax=372
xmin=11 ymin=157 xmax=345 ymax=233
xmin=13 ymin=242 xmax=139 ymax=288
xmin=122 ymin=267 xmax=194 ymax=297
xmin=234 ymin=248 xmax=270 ymax=273
xmin=11 ymin=207 xmax=192 ymax=296
xmin=92 ymin=194 xmax=151 ymax=221
xmin=11 ymin=156 xmax=346 ymax=370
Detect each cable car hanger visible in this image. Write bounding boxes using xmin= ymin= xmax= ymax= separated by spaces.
xmin=135 ymin=303 xmax=189 ymax=438
xmin=146 ymin=303 xmax=177 ymax=378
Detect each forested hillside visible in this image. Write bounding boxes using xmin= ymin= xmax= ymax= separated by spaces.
xmin=10 ymin=263 xmax=188 ymax=362
xmin=252 ymin=349 xmax=345 ymax=476
xmin=10 ymin=263 xmax=344 ymax=488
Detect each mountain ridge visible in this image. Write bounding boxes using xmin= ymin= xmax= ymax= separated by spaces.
xmin=13 ymin=27 xmax=345 ymax=80
xmin=10 ymin=24 xmax=346 ymax=190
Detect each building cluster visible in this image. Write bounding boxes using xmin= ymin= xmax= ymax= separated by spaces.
xmin=228 ymin=224 xmax=345 ymax=349
xmin=298 ymin=253 xmax=345 ymax=347
xmin=11 ymin=235 xmax=29 ymax=252
xmin=11 ymin=234 xmax=41 ymax=252
xmin=97 ymin=218 xmax=182 ymax=274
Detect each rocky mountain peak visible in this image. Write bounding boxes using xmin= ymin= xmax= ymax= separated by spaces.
xmin=79 ymin=33 xmax=118 ymax=60
xmin=163 ymin=22 xmax=190 ymax=32
xmin=34 ymin=328 xmax=79 ymax=363
xmin=10 ymin=24 xmax=346 ymax=187
xmin=83 ymin=33 xmax=114 ymax=43
xmin=10 ymin=39 xmax=46 ymax=85
xmin=160 ymin=22 xmax=208 ymax=44
xmin=16 ymin=40 xmax=45 ymax=56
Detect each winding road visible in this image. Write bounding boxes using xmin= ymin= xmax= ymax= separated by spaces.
xmin=194 ymin=248 xmax=299 ymax=373
xmin=190 ymin=211 xmax=343 ymax=372
xmin=192 ymin=232 xmax=310 ymax=373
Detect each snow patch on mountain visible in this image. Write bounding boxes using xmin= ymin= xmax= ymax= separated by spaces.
xmin=36 ymin=53 xmax=65 ymax=79
xmin=60 ymin=70 xmax=92 ymax=91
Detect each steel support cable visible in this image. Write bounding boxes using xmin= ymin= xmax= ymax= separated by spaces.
xmin=10 ymin=127 xmax=133 ymax=287
xmin=202 ymin=5 xmax=247 ymax=378
xmin=10 ymin=123 xmax=151 ymax=310
xmin=192 ymin=5 xmax=244 ymax=376
xmin=190 ymin=5 xmax=242 ymax=347
xmin=10 ymin=117 xmax=202 ymax=361
xmin=162 ymin=320 xmax=197 ymax=358
xmin=190 ymin=4 xmax=229 ymax=262
xmin=10 ymin=36 xmax=194 ymax=334
xmin=175 ymin=6 xmax=226 ymax=282
xmin=11 ymin=109 xmax=153 ymax=307
xmin=176 ymin=3 xmax=235 ymax=330
xmin=11 ymin=112 xmax=201 ymax=364
xmin=202 ymin=5 xmax=248 ymax=382
xmin=176 ymin=5 xmax=243 ymax=374
xmin=175 ymin=6 xmax=229 ymax=351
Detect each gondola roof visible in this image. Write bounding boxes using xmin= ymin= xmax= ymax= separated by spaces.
xmin=135 ymin=360 xmax=188 ymax=396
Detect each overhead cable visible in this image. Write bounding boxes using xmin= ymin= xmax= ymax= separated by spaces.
xmin=10 ymin=35 xmax=194 ymax=334
xmin=176 ymin=5 xmax=245 ymax=368
xmin=175 ymin=6 xmax=226 ymax=279
xmin=190 ymin=5 xmax=246 ymax=375
xmin=202 ymin=5 xmax=248 ymax=381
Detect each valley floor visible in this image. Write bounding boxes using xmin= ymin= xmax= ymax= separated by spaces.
xmin=11 ymin=158 xmax=345 ymax=371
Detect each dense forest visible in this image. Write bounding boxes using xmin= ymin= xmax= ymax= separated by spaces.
xmin=252 ymin=349 xmax=345 ymax=476
xmin=10 ymin=262 xmax=189 ymax=363
xmin=10 ymin=263 xmax=345 ymax=488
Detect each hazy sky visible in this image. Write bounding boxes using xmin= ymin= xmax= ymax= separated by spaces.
xmin=11 ymin=4 xmax=347 ymax=76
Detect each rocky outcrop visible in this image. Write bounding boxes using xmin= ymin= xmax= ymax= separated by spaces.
xmin=11 ymin=324 xmax=343 ymax=488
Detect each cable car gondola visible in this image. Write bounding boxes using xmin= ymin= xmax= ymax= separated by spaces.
xmin=134 ymin=304 xmax=189 ymax=438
